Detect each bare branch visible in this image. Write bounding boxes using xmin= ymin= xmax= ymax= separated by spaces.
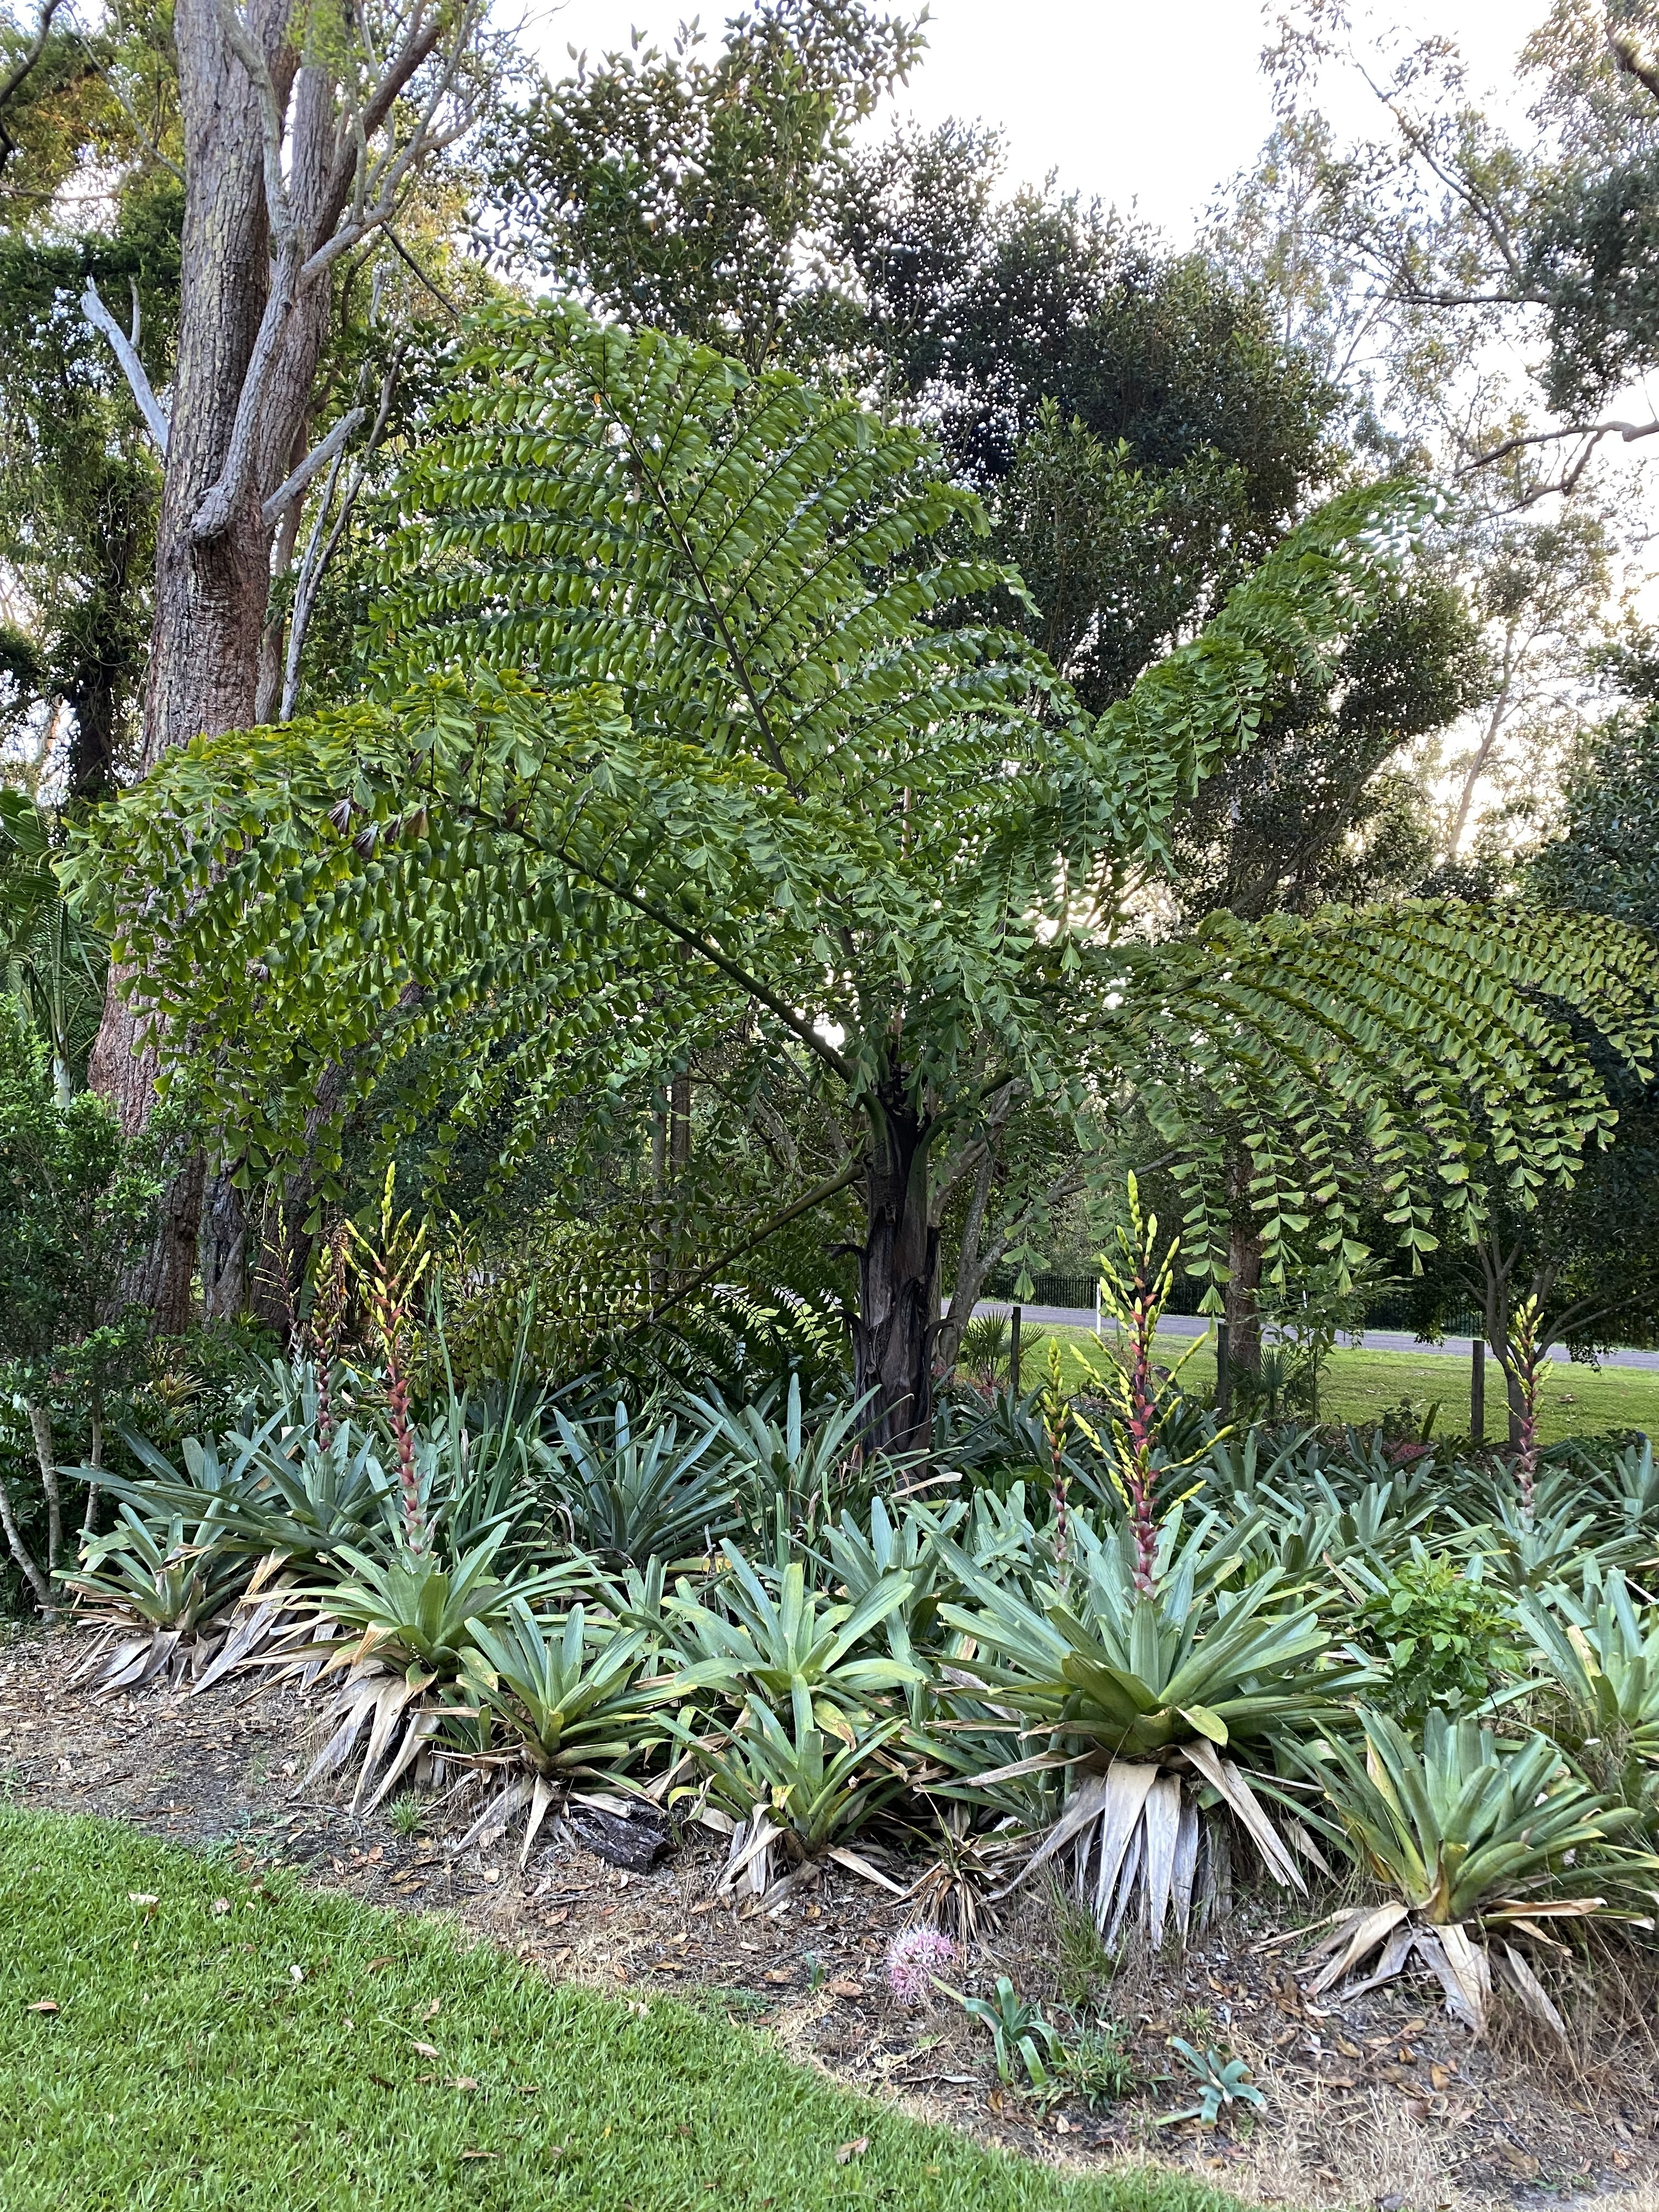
xmin=1460 ymin=415 xmax=1659 ymax=471
xmin=101 ymin=61 xmax=185 ymax=183
xmin=191 ymin=0 xmax=479 ymax=541
xmin=261 ymin=405 xmax=366 ymax=524
xmin=189 ymin=246 xmax=298 ymax=539
xmin=382 ymin=222 xmax=464 ymax=322
xmin=282 ymin=356 xmax=402 ymax=716
xmin=300 ymin=15 xmax=480 ymax=284
xmin=0 ymin=0 xmax=65 ymax=130
xmin=80 ymin=278 xmax=170 ymax=452
xmin=0 ymin=1459 xmax=53 ymax=1614
xmin=1392 ymin=286 xmax=1530 ymax=310
xmin=315 ymin=2 xmax=445 ymax=241
xmin=1610 ymin=29 xmax=1659 ymax=106
xmin=211 ymin=0 xmax=293 ymax=248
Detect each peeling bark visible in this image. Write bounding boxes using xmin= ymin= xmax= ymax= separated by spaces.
xmin=88 ymin=0 xmax=464 ymax=1327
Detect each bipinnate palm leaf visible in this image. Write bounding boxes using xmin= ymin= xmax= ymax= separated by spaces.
xmin=1095 ymin=900 xmax=1659 ymax=1298
xmin=71 ymin=306 xmax=1431 ymax=1200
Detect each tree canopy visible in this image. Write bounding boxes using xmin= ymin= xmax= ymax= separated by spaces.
xmin=70 ymin=304 xmax=1659 ymax=1441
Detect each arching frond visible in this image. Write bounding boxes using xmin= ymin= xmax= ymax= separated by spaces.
xmin=1094 ymin=902 xmax=1659 ymax=1296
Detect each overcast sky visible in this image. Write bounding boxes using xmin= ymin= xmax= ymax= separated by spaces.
xmin=526 ymin=0 xmax=1539 ymax=243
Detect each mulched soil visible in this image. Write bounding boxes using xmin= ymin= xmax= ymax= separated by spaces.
xmin=2 ymin=1623 xmax=1655 ymax=2211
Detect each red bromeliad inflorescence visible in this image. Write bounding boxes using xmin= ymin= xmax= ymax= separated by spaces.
xmin=1094 ymin=1173 xmax=1210 ymax=1602
xmin=347 ymin=1166 xmax=434 ymax=1553
xmin=1121 ymin=1263 xmax=1161 ymax=1598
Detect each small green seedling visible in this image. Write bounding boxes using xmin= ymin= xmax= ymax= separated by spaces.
xmin=1158 ymin=2039 xmax=1266 ymax=2128
xmin=957 ymin=1976 xmax=1063 ymax=2091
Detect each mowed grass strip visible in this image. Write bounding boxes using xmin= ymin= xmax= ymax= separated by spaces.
xmin=1028 ymin=1327 xmax=1659 ymax=1446
xmin=0 ymin=1807 xmax=1234 ymax=2212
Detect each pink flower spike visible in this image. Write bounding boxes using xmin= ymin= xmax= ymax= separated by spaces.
xmin=885 ymin=1926 xmax=957 ymax=2005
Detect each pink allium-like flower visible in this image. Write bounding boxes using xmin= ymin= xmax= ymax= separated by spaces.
xmin=885 ymin=1926 xmax=957 ymax=2004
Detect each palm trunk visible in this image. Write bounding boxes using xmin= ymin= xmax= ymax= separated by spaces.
xmin=1223 ymin=1220 xmax=1263 ymax=1379
xmin=850 ymin=1079 xmax=939 ymax=1459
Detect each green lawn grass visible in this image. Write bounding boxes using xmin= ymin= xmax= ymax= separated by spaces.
xmin=1023 ymin=1327 xmax=1659 ymax=1446
xmin=0 ymin=1807 xmax=1233 ymax=2212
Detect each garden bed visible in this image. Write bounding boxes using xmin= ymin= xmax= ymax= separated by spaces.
xmin=3 ymin=1626 xmax=1654 ymax=2212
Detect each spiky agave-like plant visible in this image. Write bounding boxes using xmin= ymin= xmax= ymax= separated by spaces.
xmin=1300 ymin=1707 xmax=1657 ymax=2034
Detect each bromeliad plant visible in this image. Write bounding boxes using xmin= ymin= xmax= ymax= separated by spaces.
xmin=95 ymin=1393 xmax=394 ymax=1566
xmin=686 ymin=1376 xmax=878 ymax=1532
xmin=937 ymin=1218 xmax=1351 ymax=1940
xmin=296 ymin=1529 xmax=585 ymax=1809
xmin=661 ymin=1539 xmax=923 ymax=1733
xmin=821 ymin=1493 xmax=958 ymax=1719
xmin=1519 ymin=1568 xmax=1659 ymax=1826
xmin=939 ymin=1511 xmax=1365 ymax=1936
xmin=659 ymin=1537 xmax=923 ymax=1897
xmin=1301 ymin=1706 xmax=1657 ymax=2033
xmin=457 ymin=1598 xmax=667 ymax=1863
xmin=676 ymin=1696 xmax=910 ymax=1900
xmin=63 ymin=1503 xmax=251 ymax=1691
xmin=550 ymin=1401 xmax=735 ymax=1566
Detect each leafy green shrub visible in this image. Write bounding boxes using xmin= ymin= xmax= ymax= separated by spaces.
xmin=1357 ymin=1554 xmax=1523 ymax=1722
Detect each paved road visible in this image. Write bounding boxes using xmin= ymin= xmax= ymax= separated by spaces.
xmin=969 ymin=1301 xmax=1659 ymax=1373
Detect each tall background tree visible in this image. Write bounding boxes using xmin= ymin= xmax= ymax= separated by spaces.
xmin=2 ymin=0 xmax=510 ymax=1330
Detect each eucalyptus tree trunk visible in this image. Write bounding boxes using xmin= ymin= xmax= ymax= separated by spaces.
xmin=87 ymin=0 xmax=460 ymax=1329
xmin=850 ymin=1079 xmax=940 ymax=1460
xmin=90 ymin=0 xmax=309 ymax=1325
